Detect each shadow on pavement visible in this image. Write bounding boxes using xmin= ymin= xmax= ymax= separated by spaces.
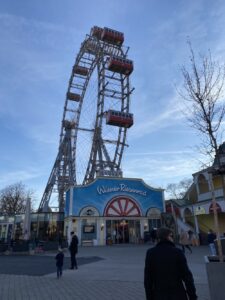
xmin=0 ymin=256 xmax=104 ymax=276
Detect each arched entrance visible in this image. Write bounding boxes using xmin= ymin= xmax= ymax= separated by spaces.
xmin=147 ymin=207 xmax=162 ymax=229
xmin=104 ymin=196 xmax=142 ymax=244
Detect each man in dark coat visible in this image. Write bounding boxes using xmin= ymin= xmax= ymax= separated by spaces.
xmin=144 ymin=227 xmax=197 ymax=300
xmin=207 ymin=229 xmax=216 ymax=256
xmin=69 ymin=231 xmax=79 ymax=269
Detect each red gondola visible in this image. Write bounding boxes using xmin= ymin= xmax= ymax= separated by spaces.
xmin=73 ymin=65 xmax=89 ymax=76
xmin=90 ymin=26 xmax=103 ymax=39
xmin=101 ymin=27 xmax=124 ymax=46
xmin=67 ymin=92 xmax=81 ymax=102
xmin=106 ymin=110 xmax=133 ymax=128
xmin=107 ymin=56 xmax=133 ymax=75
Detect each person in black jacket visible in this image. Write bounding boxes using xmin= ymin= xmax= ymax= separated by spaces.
xmin=207 ymin=229 xmax=216 ymax=256
xmin=55 ymin=248 xmax=64 ymax=279
xmin=144 ymin=227 xmax=197 ymax=300
xmin=69 ymin=231 xmax=79 ymax=269
xmin=150 ymin=228 xmax=157 ymax=244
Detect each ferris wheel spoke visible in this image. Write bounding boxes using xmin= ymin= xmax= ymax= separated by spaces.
xmin=117 ymin=199 xmax=124 ymax=215
xmin=77 ymin=127 xmax=94 ymax=132
xmin=110 ymin=204 xmax=122 ymax=215
xmin=126 ymin=206 xmax=137 ymax=216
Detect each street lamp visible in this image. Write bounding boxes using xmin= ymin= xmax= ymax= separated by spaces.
xmin=208 ymin=165 xmax=224 ymax=262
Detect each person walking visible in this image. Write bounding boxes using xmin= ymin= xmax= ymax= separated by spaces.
xmin=207 ymin=229 xmax=216 ymax=256
xmin=180 ymin=230 xmax=192 ymax=254
xmin=188 ymin=230 xmax=199 ymax=247
xmin=150 ymin=228 xmax=157 ymax=244
xmin=144 ymin=227 xmax=197 ymax=300
xmin=69 ymin=231 xmax=79 ymax=269
xmin=55 ymin=248 xmax=64 ymax=279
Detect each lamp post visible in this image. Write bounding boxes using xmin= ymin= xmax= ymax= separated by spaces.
xmin=208 ymin=170 xmax=223 ymax=262
xmin=23 ymin=197 xmax=31 ymax=241
xmin=170 ymin=201 xmax=178 ymax=239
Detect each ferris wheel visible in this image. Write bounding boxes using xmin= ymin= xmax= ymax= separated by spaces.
xmin=61 ymin=26 xmax=134 ymax=185
xmin=39 ymin=26 xmax=134 ymax=211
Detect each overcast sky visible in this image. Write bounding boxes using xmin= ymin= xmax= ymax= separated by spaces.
xmin=1 ymin=0 xmax=225 ymax=206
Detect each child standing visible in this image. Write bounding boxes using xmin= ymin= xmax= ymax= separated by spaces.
xmin=55 ymin=248 xmax=64 ymax=278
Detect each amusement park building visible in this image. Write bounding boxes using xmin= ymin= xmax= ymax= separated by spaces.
xmin=177 ymin=170 xmax=225 ymax=238
xmin=64 ymin=177 xmax=164 ymax=246
xmin=0 ymin=178 xmax=164 ymax=246
xmin=166 ymin=150 xmax=225 ymax=243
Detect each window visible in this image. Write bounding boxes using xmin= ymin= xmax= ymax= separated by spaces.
xmin=197 ymin=174 xmax=209 ymax=194
xmin=83 ymin=225 xmax=95 ymax=233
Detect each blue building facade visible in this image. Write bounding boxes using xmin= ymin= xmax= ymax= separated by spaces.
xmin=65 ymin=177 xmax=164 ymax=245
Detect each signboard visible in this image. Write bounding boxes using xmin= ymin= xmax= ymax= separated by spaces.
xmin=195 ymin=206 xmax=206 ymax=215
xmin=83 ymin=225 xmax=95 ymax=233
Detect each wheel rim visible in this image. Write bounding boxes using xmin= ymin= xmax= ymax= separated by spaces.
xmin=105 ymin=196 xmax=141 ymax=217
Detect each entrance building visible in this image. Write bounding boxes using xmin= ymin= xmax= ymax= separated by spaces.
xmin=64 ymin=177 xmax=164 ymax=245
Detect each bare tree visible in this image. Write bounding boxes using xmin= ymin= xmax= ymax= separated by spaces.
xmin=0 ymin=182 xmax=34 ymax=215
xmin=180 ymin=41 xmax=225 ymax=261
xmin=179 ymin=41 xmax=225 ymax=161
xmin=166 ymin=178 xmax=192 ymax=200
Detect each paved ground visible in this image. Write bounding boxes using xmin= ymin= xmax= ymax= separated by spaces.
xmin=0 ymin=244 xmax=210 ymax=300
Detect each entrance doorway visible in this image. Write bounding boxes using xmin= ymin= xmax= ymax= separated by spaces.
xmin=106 ymin=219 xmax=140 ymax=244
xmin=148 ymin=218 xmax=161 ymax=230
